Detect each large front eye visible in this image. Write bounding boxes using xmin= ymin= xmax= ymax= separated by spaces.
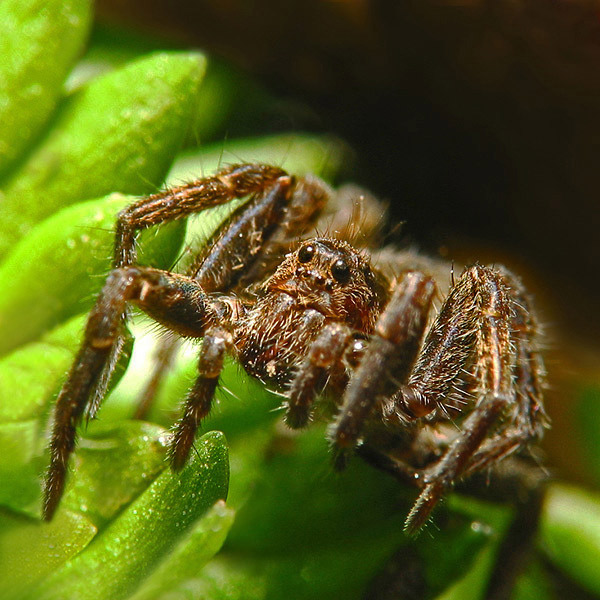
xmin=331 ymin=258 xmax=351 ymax=283
xmin=298 ymin=244 xmax=315 ymax=263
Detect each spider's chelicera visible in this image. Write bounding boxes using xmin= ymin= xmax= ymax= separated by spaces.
xmin=43 ymin=163 xmax=548 ymax=532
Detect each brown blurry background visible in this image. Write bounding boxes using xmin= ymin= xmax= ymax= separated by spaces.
xmin=96 ymin=0 xmax=600 ymax=485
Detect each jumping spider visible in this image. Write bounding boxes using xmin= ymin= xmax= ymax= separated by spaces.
xmin=43 ymin=163 xmax=548 ymax=534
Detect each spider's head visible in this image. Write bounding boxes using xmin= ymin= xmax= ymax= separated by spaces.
xmin=266 ymin=237 xmax=388 ymax=332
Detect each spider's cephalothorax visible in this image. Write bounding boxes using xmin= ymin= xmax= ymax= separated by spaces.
xmin=236 ymin=238 xmax=387 ymax=387
xmin=43 ymin=163 xmax=548 ymax=535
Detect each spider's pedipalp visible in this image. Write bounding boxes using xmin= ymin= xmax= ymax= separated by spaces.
xmin=286 ymin=322 xmax=355 ymax=429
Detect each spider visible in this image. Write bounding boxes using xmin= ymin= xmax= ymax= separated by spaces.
xmin=42 ymin=163 xmax=548 ymax=534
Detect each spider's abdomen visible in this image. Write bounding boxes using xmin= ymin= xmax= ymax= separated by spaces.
xmin=235 ymin=292 xmax=326 ymax=385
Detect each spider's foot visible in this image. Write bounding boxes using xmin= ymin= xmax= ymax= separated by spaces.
xmin=283 ymin=404 xmax=311 ymax=429
xmin=404 ymin=480 xmax=444 ymax=536
xmin=42 ymin=461 xmax=67 ymax=521
xmin=168 ymin=422 xmax=197 ymax=471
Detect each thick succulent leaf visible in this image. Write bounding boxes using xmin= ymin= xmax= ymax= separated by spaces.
xmin=33 ymin=431 xmax=229 ymax=600
xmin=0 ymin=51 xmax=206 ymax=257
xmin=58 ymin=421 xmax=170 ymax=529
xmin=540 ymin=483 xmax=600 ymax=595
xmin=0 ymin=194 xmax=185 ymax=355
xmin=0 ymin=509 xmax=97 ymax=600
xmin=127 ymin=500 xmax=235 ymax=600
xmin=0 ymin=421 xmax=43 ymax=515
xmin=0 ymin=314 xmax=133 ymax=517
xmin=168 ymin=132 xmax=349 ymax=186
xmin=0 ymin=0 xmax=92 ymax=176
xmin=0 ymin=315 xmax=86 ymax=423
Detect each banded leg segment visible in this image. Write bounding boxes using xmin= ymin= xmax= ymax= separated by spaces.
xmin=115 ymin=164 xmax=289 ymax=267
xmin=400 ymin=265 xmax=542 ymax=532
xmin=43 ymin=267 xmax=218 ymax=520
xmin=169 ymin=327 xmax=232 ymax=470
xmin=331 ymin=271 xmax=436 ymax=450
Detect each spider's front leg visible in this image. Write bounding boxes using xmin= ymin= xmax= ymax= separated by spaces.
xmin=367 ymin=265 xmax=544 ymax=533
xmin=329 ymin=271 xmax=436 ymax=464
xmin=43 ymin=267 xmax=220 ymax=520
xmin=113 ymin=163 xmax=290 ymax=268
xmin=402 ymin=265 xmax=546 ymax=533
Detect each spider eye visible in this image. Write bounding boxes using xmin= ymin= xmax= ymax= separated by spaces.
xmin=298 ymin=244 xmax=315 ymax=263
xmin=331 ymin=258 xmax=351 ymax=283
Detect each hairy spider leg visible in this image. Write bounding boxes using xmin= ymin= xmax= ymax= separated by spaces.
xmin=114 ymin=163 xmax=288 ymax=268
xmin=329 ymin=271 xmax=436 ymax=465
xmin=45 ymin=165 xmax=332 ymax=520
xmin=399 ymin=265 xmax=541 ymax=533
xmin=134 ymin=172 xmax=330 ymax=419
xmin=170 ymin=326 xmax=232 ymax=470
xmin=44 ymin=268 xmax=218 ymax=520
xmin=458 ymin=267 xmax=548 ymax=478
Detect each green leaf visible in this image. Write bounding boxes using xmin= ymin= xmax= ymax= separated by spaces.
xmin=59 ymin=421 xmax=170 ymax=528
xmin=0 ymin=421 xmax=43 ymax=514
xmin=433 ymin=542 xmax=498 ymax=600
xmin=168 ymin=132 xmax=349 ymax=187
xmin=0 ymin=51 xmax=206 ymax=257
xmin=34 ymin=431 xmax=229 ymax=600
xmin=0 ymin=509 xmax=97 ymax=600
xmin=0 ymin=314 xmax=134 ymax=517
xmin=0 ymin=315 xmax=86 ymax=422
xmin=0 ymin=194 xmax=185 ymax=355
xmin=128 ymin=500 xmax=235 ymax=600
xmin=0 ymin=0 xmax=92 ymax=176
xmin=540 ymin=483 xmax=600 ymax=595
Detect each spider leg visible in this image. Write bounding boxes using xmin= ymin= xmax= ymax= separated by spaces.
xmin=285 ymin=322 xmax=356 ymax=428
xmin=355 ymin=443 xmax=421 ymax=487
xmin=43 ymin=267 xmax=221 ymax=520
xmin=330 ymin=271 xmax=436 ymax=453
xmin=460 ymin=267 xmax=548 ymax=476
xmin=405 ymin=393 xmax=506 ymax=534
xmin=133 ymin=336 xmax=181 ymax=420
xmin=114 ymin=163 xmax=289 ymax=268
xmin=131 ymin=171 xmax=330 ymax=418
xmin=398 ymin=265 xmax=544 ymax=533
xmin=169 ymin=326 xmax=232 ymax=470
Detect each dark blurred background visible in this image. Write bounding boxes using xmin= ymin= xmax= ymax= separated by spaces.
xmin=95 ymin=0 xmax=600 ymax=485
